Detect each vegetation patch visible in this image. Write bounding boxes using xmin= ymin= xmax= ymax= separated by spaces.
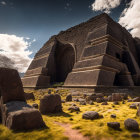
xmin=0 ymin=89 xmax=140 ymax=140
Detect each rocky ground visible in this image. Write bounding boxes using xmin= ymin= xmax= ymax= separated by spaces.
xmin=0 ymin=88 xmax=140 ymax=140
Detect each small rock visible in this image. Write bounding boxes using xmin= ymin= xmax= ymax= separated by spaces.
xmin=80 ymin=101 xmax=86 ymax=105
xmin=112 ymin=93 xmax=122 ymax=101
xmin=101 ymin=102 xmax=108 ymax=105
xmin=68 ymin=106 xmax=80 ymax=112
xmin=127 ymin=99 xmax=132 ymax=102
xmin=66 ymin=94 xmax=72 ymax=102
xmin=111 ymin=114 xmax=116 ymax=118
xmin=96 ymin=98 xmax=102 ymax=103
xmin=107 ymin=122 xmax=120 ymax=130
xmin=89 ymin=101 xmax=94 ymax=105
xmin=133 ymin=103 xmax=140 ymax=106
xmin=32 ymin=103 xmax=38 ymax=109
xmin=132 ymin=97 xmax=140 ymax=102
xmin=108 ymin=95 xmax=112 ymax=102
xmin=103 ymin=97 xmax=108 ymax=102
xmin=83 ymin=94 xmax=87 ymax=99
xmin=99 ymin=114 xmax=104 ymax=118
xmin=69 ymin=118 xmax=73 ymax=121
xmin=82 ymin=111 xmax=99 ymax=120
xmin=86 ymin=94 xmax=97 ymax=101
xmin=130 ymin=104 xmax=137 ymax=109
xmin=71 ymin=103 xmax=77 ymax=106
xmin=131 ymin=133 xmax=140 ymax=138
xmin=124 ymin=119 xmax=139 ymax=131
xmin=113 ymin=101 xmax=119 ymax=105
xmin=112 ymin=105 xmax=115 ymax=107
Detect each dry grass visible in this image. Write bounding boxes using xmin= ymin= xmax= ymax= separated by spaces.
xmin=0 ymin=89 xmax=140 ymax=140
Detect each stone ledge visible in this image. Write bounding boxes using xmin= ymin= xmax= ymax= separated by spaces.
xmin=89 ymin=34 xmax=125 ymax=49
xmin=72 ymin=65 xmax=119 ymax=73
xmin=81 ymin=53 xmax=119 ymax=62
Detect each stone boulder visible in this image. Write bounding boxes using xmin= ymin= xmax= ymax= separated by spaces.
xmin=130 ymin=104 xmax=137 ymax=109
xmin=82 ymin=111 xmax=99 ymax=120
xmin=80 ymin=101 xmax=86 ymax=105
xmin=110 ymin=114 xmax=116 ymax=118
xmin=132 ymin=97 xmax=140 ymax=102
xmin=24 ymin=92 xmax=35 ymax=101
xmin=127 ymin=99 xmax=132 ymax=102
xmin=68 ymin=105 xmax=80 ymax=112
xmin=107 ymin=122 xmax=120 ymax=130
xmin=66 ymin=94 xmax=72 ymax=102
xmin=39 ymin=94 xmax=62 ymax=114
xmin=101 ymin=102 xmax=108 ymax=105
xmin=0 ymin=68 xmax=25 ymax=104
xmin=107 ymin=95 xmax=112 ymax=102
xmin=89 ymin=101 xmax=94 ymax=105
xmin=112 ymin=93 xmax=122 ymax=101
xmin=124 ymin=119 xmax=139 ymax=131
xmin=96 ymin=98 xmax=102 ymax=103
xmin=1 ymin=101 xmax=46 ymax=131
xmin=0 ymin=68 xmax=46 ymax=131
xmin=131 ymin=133 xmax=140 ymax=138
xmin=113 ymin=101 xmax=119 ymax=105
xmin=86 ymin=94 xmax=97 ymax=101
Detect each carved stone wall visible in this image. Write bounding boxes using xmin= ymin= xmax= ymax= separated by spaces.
xmin=22 ymin=13 xmax=140 ymax=88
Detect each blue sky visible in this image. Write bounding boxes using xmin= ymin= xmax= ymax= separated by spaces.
xmin=0 ymin=0 xmax=139 ymax=72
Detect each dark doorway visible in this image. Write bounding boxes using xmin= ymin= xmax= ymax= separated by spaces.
xmin=122 ymin=51 xmax=136 ymax=75
xmin=54 ymin=43 xmax=75 ymax=82
xmin=116 ymin=53 xmax=121 ymax=60
xmin=113 ymin=73 xmax=121 ymax=86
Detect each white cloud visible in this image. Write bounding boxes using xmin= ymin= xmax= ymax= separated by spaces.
xmin=0 ymin=34 xmax=34 ymax=73
xmin=1 ymin=1 xmax=6 ymax=5
xmin=0 ymin=54 xmax=16 ymax=69
xmin=92 ymin=0 xmax=121 ymax=14
xmin=119 ymin=0 xmax=140 ymax=38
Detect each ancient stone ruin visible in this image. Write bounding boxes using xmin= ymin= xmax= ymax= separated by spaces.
xmin=0 ymin=68 xmax=46 ymax=131
xmin=22 ymin=13 xmax=140 ymax=88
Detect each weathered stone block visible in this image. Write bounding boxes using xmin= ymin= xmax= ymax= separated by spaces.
xmin=0 ymin=68 xmax=25 ymax=103
xmin=1 ymin=101 xmax=46 ymax=131
xmin=39 ymin=94 xmax=62 ymax=114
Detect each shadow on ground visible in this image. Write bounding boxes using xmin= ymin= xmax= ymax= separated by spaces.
xmin=46 ymin=111 xmax=72 ymax=117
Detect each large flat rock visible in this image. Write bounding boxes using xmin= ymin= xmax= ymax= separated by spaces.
xmin=1 ymin=101 xmax=46 ymax=131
